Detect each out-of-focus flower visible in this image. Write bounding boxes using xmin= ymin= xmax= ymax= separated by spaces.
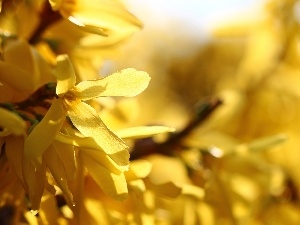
xmin=0 ymin=38 xmax=55 ymax=102
xmin=0 ymin=0 xmax=144 ymax=82
xmin=49 ymin=0 xmax=142 ymax=36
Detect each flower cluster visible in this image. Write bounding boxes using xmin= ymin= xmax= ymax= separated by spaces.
xmin=0 ymin=0 xmax=175 ymax=224
xmin=2 ymin=0 xmax=300 ymax=224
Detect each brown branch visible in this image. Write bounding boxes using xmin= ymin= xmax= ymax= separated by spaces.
xmin=29 ymin=1 xmax=62 ymax=44
xmin=130 ymin=97 xmax=223 ymax=160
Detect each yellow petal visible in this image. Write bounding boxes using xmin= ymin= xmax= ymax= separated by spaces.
xmin=56 ymin=132 xmax=128 ymax=173
xmin=125 ymin=160 xmax=152 ymax=181
xmin=81 ymin=148 xmax=128 ymax=174
xmin=128 ymin=179 xmax=146 ymax=198
xmin=5 ymin=136 xmax=26 ymax=187
xmin=2 ymin=39 xmax=39 ymax=90
xmin=44 ymin=145 xmax=74 ymax=206
xmin=45 ymin=182 xmax=57 ymax=196
xmin=115 ymin=126 xmax=175 ymax=139
xmin=74 ymin=68 xmax=150 ymax=100
xmin=67 ymin=16 xmax=108 ymax=36
xmin=232 ymin=134 xmax=287 ymax=155
xmin=100 ymin=98 xmax=140 ymax=129
xmin=39 ymin=194 xmax=59 ymax=225
xmin=183 ymin=198 xmax=197 ymax=225
xmin=81 ymin=152 xmax=128 ymax=201
xmin=182 ymin=184 xmax=205 ymax=199
xmin=52 ymin=141 xmax=76 ymax=181
xmin=0 ymin=62 xmax=35 ymax=94
xmin=55 ymin=0 xmax=142 ymax=36
xmin=67 ymin=101 xmax=129 ymax=166
xmin=0 ymin=108 xmax=26 ymax=136
xmin=24 ymin=211 xmax=39 ymax=225
xmin=55 ymin=131 xmax=100 ymax=149
xmin=70 ymin=151 xmax=85 ymax=221
xmin=145 ymin=180 xmax=182 ymax=198
xmin=22 ymin=158 xmax=46 ymax=210
xmin=4 ymin=39 xmax=55 ymax=90
xmin=146 ymin=155 xmax=191 ymax=185
xmin=0 ymin=38 xmax=54 ymax=103
xmin=55 ymin=54 xmax=76 ymax=96
xmin=24 ymin=99 xmax=67 ymax=159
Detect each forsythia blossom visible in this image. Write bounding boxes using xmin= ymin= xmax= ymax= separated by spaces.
xmin=49 ymin=0 xmax=142 ymax=36
xmin=2 ymin=0 xmax=299 ymax=224
xmin=23 ymin=54 xmax=150 ymax=209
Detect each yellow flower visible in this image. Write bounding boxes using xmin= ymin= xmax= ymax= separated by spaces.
xmin=0 ymin=39 xmax=55 ymax=102
xmin=25 ymin=54 xmax=150 ymax=161
xmin=23 ymin=54 xmax=150 ymax=207
xmin=49 ymin=0 xmax=142 ymax=36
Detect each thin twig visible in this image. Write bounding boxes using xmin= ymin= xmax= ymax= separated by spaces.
xmin=130 ymin=97 xmax=222 ymax=160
